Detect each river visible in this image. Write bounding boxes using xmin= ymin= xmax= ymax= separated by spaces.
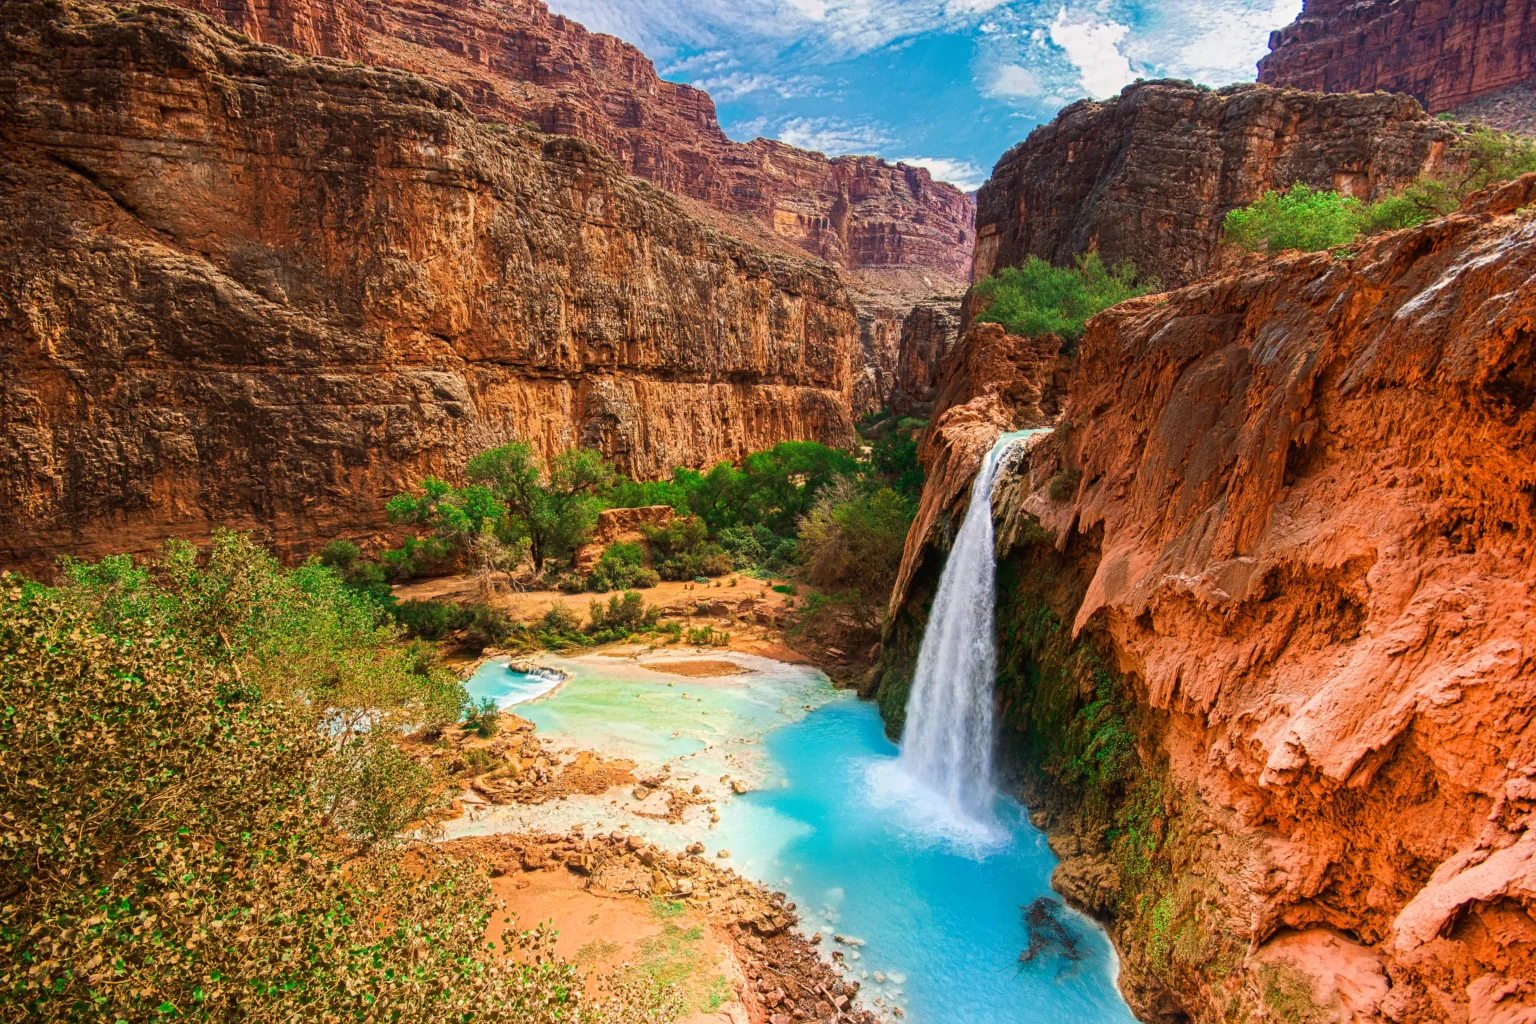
xmin=455 ymin=652 xmax=1139 ymax=1024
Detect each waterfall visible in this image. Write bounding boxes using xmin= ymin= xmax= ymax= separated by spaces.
xmin=898 ymin=429 xmax=1046 ymax=820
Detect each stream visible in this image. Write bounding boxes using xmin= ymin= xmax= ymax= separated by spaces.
xmin=455 ymin=653 xmax=1140 ymax=1024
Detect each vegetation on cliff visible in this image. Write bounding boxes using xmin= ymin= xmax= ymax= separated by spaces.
xmin=0 ymin=532 xmax=675 ymax=1022
xmin=1223 ymin=126 xmax=1536 ymax=253
xmin=971 ymin=255 xmax=1151 ymax=347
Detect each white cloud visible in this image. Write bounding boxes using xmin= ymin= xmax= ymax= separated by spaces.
xmin=1135 ymin=0 xmax=1303 ymax=85
xmin=776 ymin=117 xmax=893 ymax=155
xmin=1049 ymin=7 xmax=1135 ymax=98
xmin=692 ymin=71 xmax=819 ymax=99
xmin=896 ymin=156 xmax=990 ymax=191
xmin=547 ymin=0 xmax=1029 ymax=59
xmin=986 ymin=62 xmax=1044 ymax=98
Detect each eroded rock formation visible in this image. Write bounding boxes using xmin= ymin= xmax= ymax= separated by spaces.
xmin=0 ymin=0 xmax=857 ymax=570
xmin=974 ymin=81 xmax=1459 ymax=288
xmin=888 ymin=294 xmax=964 ymax=417
xmin=904 ymin=178 xmax=1536 ymax=1021
xmin=1259 ymin=0 xmax=1536 ymax=131
xmin=169 ymin=0 xmax=975 ymax=285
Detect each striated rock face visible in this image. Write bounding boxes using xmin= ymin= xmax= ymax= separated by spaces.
xmin=974 ymin=81 xmax=1458 ymax=288
xmin=888 ymin=294 xmax=964 ymax=417
xmin=1258 ymin=0 xmax=1536 ymax=126
xmin=982 ymin=179 xmax=1536 ymax=1021
xmin=0 ymin=0 xmax=857 ymax=571
xmin=170 ymin=0 xmax=975 ymax=282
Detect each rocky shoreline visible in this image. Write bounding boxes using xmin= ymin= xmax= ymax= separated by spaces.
xmin=445 ymin=829 xmax=877 ymax=1024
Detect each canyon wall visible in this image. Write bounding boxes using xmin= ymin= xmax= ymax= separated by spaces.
xmin=974 ymin=81 xmax=1458 ymax=288
xmin=896 ymin=178 xmax=1536 ymax=1021
xmin=1258 ymin=0 xmax=1536 ymax=130
xmin=887 ymin=294 xmax=964 ymax=417
xmin=169 ymin=0 xmax=975 ymax=287
xmin=0 ymin=0 xmax=858 ymax=571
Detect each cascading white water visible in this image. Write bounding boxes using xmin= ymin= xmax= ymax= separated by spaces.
xmin=898 ymin=429 xmax=1047 ymax=820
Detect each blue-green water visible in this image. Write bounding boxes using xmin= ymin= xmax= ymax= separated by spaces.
xmin=462 ymin=655 xmax=1138 ymax=1024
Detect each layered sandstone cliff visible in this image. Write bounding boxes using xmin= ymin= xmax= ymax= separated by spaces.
xmin=974 ymin=81 xmax=1459 ymax=288
xmin=887 ymin=294 xmax=964 ymax=417
xmin=1259 ymin=0 xmax=1536 ymax=130
xmin=896 ymin=177 xmax=1536 ymax=1021
xmin=0 ymin=0 xmax=858 ymax=571
xmin=169 ymin=0 xmax=975 ymax=285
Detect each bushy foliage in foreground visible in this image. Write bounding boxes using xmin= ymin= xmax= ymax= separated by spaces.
xmin=1223 ymin=128 xmax=1536 ymax=254
xmin=971 ymin=254 xmax=1151 ymax=343
xmin=0 ymin=533 xmax=676 ymax=1022
xmin=796 ymin=478 xmax=916 ymax=627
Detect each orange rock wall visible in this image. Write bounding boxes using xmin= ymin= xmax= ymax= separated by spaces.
xmin=1259 ymin=0 xmax=1536 ymax=118
xmin=975 ymin=81 xmax=1458 ymax=288
xmin=0 ymin=0 xmax=857 ymax=571
xmin=989 ymin=179 xmax=1536 ymax=1020
xmin=171 ymin=0 xmax=976 ymax=282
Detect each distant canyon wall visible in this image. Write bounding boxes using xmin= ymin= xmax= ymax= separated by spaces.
xmin=170 ymin=0 xmax=976 ymax=286
xmin=0 ymin=0 xmax=857 ymax=571
xmin=974 ymin=81 xmax=1458 ymax=288
xmin=1259 ymin=0 xmax=1536 ymax=130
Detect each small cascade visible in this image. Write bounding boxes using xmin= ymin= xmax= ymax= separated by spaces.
xmin=898 ymin=429 xmax=1047 ymax=820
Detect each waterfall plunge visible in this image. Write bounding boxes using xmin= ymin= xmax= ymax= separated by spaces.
xmin=898 ymin=430 xmax=1046 ymax=821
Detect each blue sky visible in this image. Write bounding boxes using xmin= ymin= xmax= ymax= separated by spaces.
xmin=545 ymin=0 xmax=1302 ymax=191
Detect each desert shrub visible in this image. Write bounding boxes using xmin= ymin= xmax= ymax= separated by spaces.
xmin=772 ymin=583 xmax=797 ymax=596
xmin=588 ymin=591 xmax=660 ymax=635
xmin=543 ymin=603 xmax=584 ymax=634
xmin=717 ymin=524 xmax=771 ymax=569
xmin=587 ymin=543 xmax=659 ymax=591
xmin=462 ymin=603 xmax=517 ymax=653
xmin=396 ymin=597 xmax=470 ymax=640
xmin=685 ymin=626 xmax=729 ymax=646
xmin=972 ymin=254 xmax=1150 ymax=342
xmin=0 ymin=535 xmax=683 ymax=1023
xmin=1221 ymin=183 xmax=1361 ymax=254
xmin=1227 ymin=134 xmax=1536 ymax=253
xmin=798 ymin=478 xmax=915 ymax=626
xmin=462 ymin=696 xmax=502 ymax=738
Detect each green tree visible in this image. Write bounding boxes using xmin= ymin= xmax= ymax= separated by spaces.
xmin=972 ymin=254 xmax=1150 ymax=344
xmin=467 ymin=443 xmax=615 ymax=573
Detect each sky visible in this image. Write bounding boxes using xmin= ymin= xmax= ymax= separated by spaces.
xmin=544 ymin=0 xmax=1302 ymax=192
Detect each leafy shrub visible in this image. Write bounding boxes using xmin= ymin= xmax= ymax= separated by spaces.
xmin=797 ymin=478 xmax=915 ymax=625
xmin=772 ymin=583 xmax=797 ymax=595
xmin=0 ymin=534 xmax=680 ymax=1022
xmin=972 ymin=254 xmax=1150 ymax=342
xmin=463 ymin=603 xmax=517 ymax=653
xmin=1221 ymin=183 xmax=1361 ymax=254
xmin=462 ymin=696 xmax=502 ymax=738
xmin=1225 ymin=131 xmax=1536 ymax=253
xmin=588 ymin=591 xmax=660 ymax=635
xmin=543 ymin=603 xmax=584 ymax=633
xmin=686 ymin=626 xmax=729 ymax=646
xmin=586 ymin=542 xmax=660 ymax=591
xmin=396 ymin=597 xmax=470 ymax=639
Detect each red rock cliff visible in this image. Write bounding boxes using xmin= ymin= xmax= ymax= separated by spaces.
xmin=975 ymin=179 xmax=1536 ymax=1021
xmin=974 ymin=81 xmax=1458 ymax=288
xmin=0 ymin=0 xmax=858 ymax=571
xmin=170 ymin=0 xmax=975 ymax=284
xmin=1258 ymin=0 xmax=1536 ymax=129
